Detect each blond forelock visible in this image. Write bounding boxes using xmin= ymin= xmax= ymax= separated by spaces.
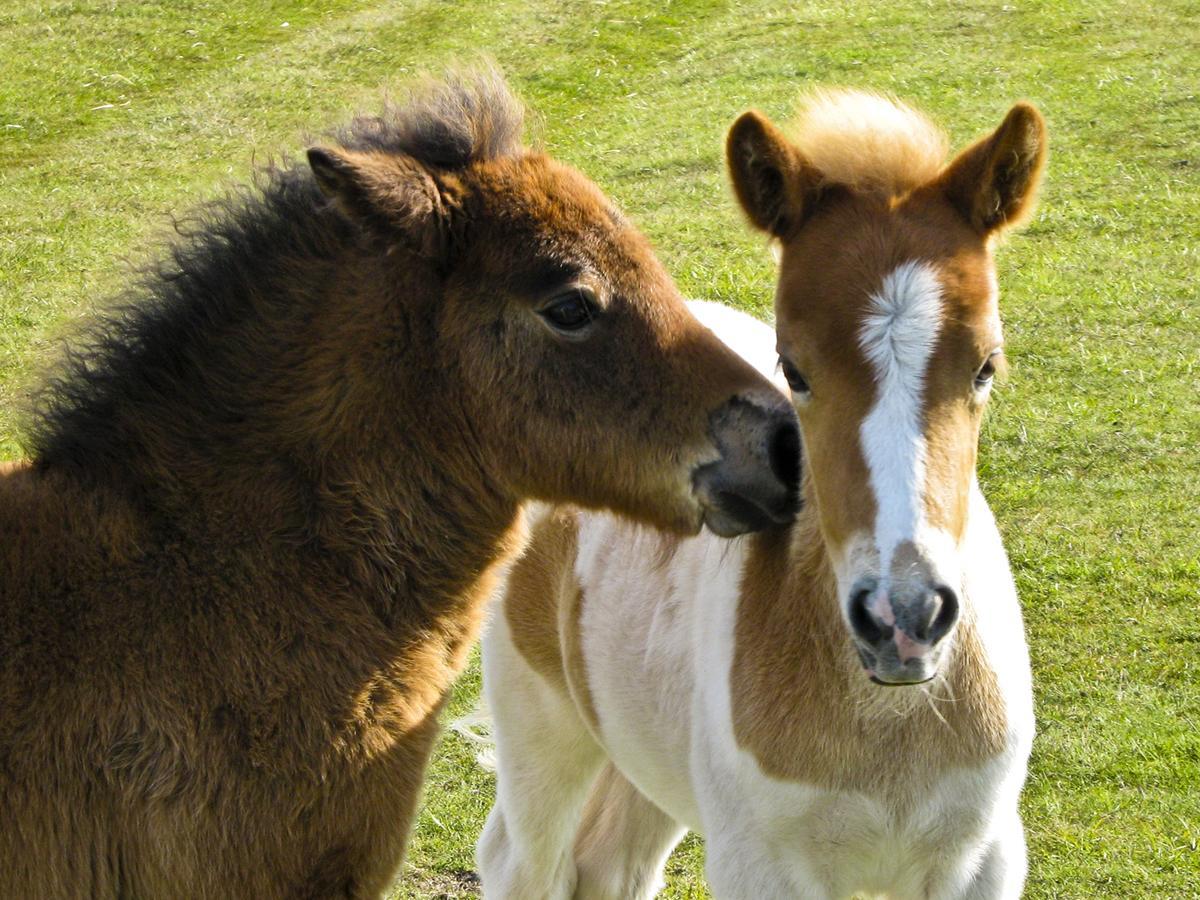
xmin=788 ymin=89 xmax=949 ymax=199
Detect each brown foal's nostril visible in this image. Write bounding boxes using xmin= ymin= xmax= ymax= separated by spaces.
xmin=693 ymin=392 xmax=802 ymax=537
xmin=768 ymin=419 xmax=802 ymax=500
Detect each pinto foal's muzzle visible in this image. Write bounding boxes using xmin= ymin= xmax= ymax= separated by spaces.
xmin=848 ymin=578 xmax=961 ymax=685
xmin=692 ymin=389 xmax=801 ymax=537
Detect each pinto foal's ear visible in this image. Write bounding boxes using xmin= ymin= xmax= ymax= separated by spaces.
xmin=937 ymin=102 xmax=1047 ymax=236
xmin=726 ymin=111 xmax=819 ymax=239
xmin=306 ymin=146 xmax=453 ymax=257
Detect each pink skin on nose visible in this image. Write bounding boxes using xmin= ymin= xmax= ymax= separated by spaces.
xmin=893 ymin=628 xmax=931 ymax=664
xmin=866 ymin=590 xmax=932 ymax=664
xmin=868 ymin=590 xmax=896 ymax=627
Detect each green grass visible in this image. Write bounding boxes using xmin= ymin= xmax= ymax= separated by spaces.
xmin=2 ymin=0 xmax=1197 ymax=896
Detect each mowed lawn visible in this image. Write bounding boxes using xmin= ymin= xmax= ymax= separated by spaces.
xmin=2 ymin=1 xmax=1196 ymax=897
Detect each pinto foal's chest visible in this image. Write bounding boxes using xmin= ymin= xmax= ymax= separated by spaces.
xmin=715 ymin=526 xmax=1007 ymax=787
xmin=706 ymin=612 xmax=1019 ymax=897
xmin=727 ymin=758 xmax=1011 ymax=898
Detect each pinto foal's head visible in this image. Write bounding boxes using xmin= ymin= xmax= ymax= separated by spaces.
xmin=307 ymin=69 xmax=798 ymax=537
xmin=728 ymin=91 xmax=1046 ymax=684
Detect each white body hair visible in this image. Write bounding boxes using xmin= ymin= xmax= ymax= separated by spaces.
xmin=475 ymin=302 xmax=1033 ymax=899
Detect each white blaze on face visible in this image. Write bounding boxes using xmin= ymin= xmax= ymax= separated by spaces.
xmin=857 ymin=261 xmax=943 ymax=578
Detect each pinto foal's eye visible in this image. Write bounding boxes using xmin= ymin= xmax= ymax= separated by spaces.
xmin=539 ymin=287 xmax=598 ymax=333
xmin=975 ymin=355 xmax=998 ymax=390
xmin=779 ymin=358 xmax=810 ymax=396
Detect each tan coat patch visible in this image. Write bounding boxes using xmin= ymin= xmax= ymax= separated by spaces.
xmin=502 ymin=508 xmax=600 ymax=729
xmin=504 ymin=509 xmax=579 ymax=691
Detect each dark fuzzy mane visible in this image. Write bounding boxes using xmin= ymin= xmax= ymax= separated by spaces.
xmin=335 ymin=65 xmax=525 ymax=168
xmin=26 ymin=163 xmax=345 ymax=472
xmin=27 ymin=66 xmax=526 ymax=474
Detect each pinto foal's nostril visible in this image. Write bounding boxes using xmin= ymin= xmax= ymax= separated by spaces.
xmin=849 ymin=588 xmax=891 ymax=644
xmin=924 ymin=585 xmax=960 ymax=644
xmin=912 ymin=585 xmax=960 ymax=642
xmin=767 ymin=420 xmax=802 ymax=497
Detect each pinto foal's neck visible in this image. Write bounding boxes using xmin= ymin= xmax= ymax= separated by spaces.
xmin=728 ymin=488 xmax=1007 ymax=790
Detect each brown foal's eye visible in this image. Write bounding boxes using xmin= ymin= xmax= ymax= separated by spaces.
xmin=539 ymin=288 xmax=598 ymax=333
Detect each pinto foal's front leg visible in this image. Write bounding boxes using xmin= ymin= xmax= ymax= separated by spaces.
xmin=475 ymin=612 xmax=607 ymax=899
xmin=572 ymin=764 xmax=687 ymax=900
xmin=703 ymin=828 xmax=832 ymax=900
xmin=946 ymin=807 xmax=1027 ymax=900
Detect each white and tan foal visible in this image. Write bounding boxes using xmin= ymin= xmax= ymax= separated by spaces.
xmin=477 ymin=91 xmax=1048 ymax=899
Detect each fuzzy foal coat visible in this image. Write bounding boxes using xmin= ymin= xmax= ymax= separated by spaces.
xmin=0 ymin=169 xmax=529 ymax=896
xmin=0 ymin=72 xmax=792 ymax=898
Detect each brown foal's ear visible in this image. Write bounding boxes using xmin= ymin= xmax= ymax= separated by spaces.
xmin=306 ymin=146 xmax=454 ymax=257
xmin=726 ymin=110 xmax=820 ymax=239
xmin=937 ymin=102 xmax=1048 ymax=236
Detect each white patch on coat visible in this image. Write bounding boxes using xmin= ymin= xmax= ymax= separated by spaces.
xmin=686 ymin=299 xmax=789 ymax=394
